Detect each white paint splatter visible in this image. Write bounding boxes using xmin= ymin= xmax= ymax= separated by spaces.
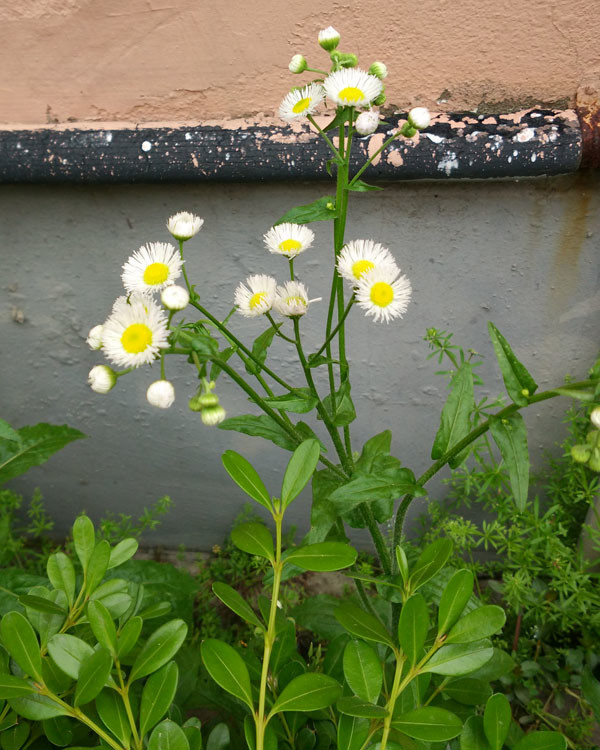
xmin=106 ymin=132 xmax=113 ymax=143
xmin=515 ymin=128 xmax=535 ymax=143
xmin=425 ymin=133 xmax=444 ymax=144
xmin=513 ymin=149 xmax=518 ymax=157
xmin=437 ymin=153 xmax=459 ymax=175
xmin=531 ymin=153 xmax=537 ymax=162
xmin=141 ymin=141 xmax=152 ymax=152
xmin=531 ymin=112 xmax=541 ymax=118
xmin=185 ymin=132 xmax=192 ymax=141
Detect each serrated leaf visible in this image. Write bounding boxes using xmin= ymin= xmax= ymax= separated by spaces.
xmin=74 ymin=646 xmax=113 ymax=707
xmin=431 ymin=363 xmax=474 ymax=467
xmin=140 ymin=661 xmax=179 ymax=738
xmin=0 ymin=424 xmax=85 ymax=484
xmin=490 ymin=413 xmax=529 ymax=511
xmin=222 ymin=450 xmax=272 ymax=511
xmin=129 ymin=619 xmax=187 ymax=683
xmin=212 ymin=582 xmax=264 ymax=630
xmin=335 ymin=603 xmax=395 ymax=649
xmin=269 ymin=673 xmax=342 ymax=715
xmin=230 ymin=522 xmax=274 ymax=561
xmin=398 ymin=594 xmax=429 ymax=666
xmin=488 ymin=322 xmax=537 ymax=406
xmin=282 ymin=439 xmax=321 ymax=509
xmin=218 ymin=414 xmax=296 ymax=451
xmin=201 ymin=639 xmax=253 ymax=709
xmin=274 ymin=196 xmax=338 ymax=226
xmin=342 ymin=640 xmax=382 ymax=703
xmin=0 ymin=419 xmax=20 ymax=443
xmin=0 ymin=612 xmax=42 ymax=681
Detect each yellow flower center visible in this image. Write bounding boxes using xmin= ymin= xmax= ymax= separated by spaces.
xmin=338 ymin=86 xmax=365 ymax=104
xmin=370 ymin=282 xmax=394 ymax=308
xmin=143 ymin=262 xmax=169 ymax=285
xmin=278 ymin=239 xmax=302 ymax=253
xmin=352 ymin=259 xmax=375 ymax=279
xmin=285 ymin=296 xmax=306 ymax=307
xmin=249 ymin=292 xmax=266 ymax=310
xmin=292 ymin=97 xmax=312 ymax=114
xmin=121 ymin=323 xmax=153 ymax=353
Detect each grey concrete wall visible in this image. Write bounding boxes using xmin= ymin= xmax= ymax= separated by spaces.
xmin=1 ymin=173 xmax=598 ymax=550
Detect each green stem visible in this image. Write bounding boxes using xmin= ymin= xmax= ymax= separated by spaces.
xmin=348 ymin=121 xmax=414 ymax=188
xmin=257 ymin=510 xmax=284 ymax=750
xmin=119 ymin=663 xmax=142 ymax=748
xmin=178 ymin=239 xmax=194 ymax=296
xmin=359 ymin=505 xmax=392 ymax=576
xmin=380 ymin=652 xmax=405 ymax=750
xmin=40 ymin=689 xmax=123 ymax=750
xmin=312 ymin=297 xmax=354 ymax=360
xmin=266 ymin=312 xmax=295 ymax=344
xmin=307 ymin=114 xmax=342 ymax=158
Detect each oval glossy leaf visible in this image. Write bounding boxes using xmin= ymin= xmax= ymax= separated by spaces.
xmin=460 ymin=715 xmax=491 ymax=750
xmin=446 ymin=606 xmax=506 ymax=644
xmin=512 ymin=732 xmax=567 ymax=750
xmin=392 ymin=706 xmax=463 ymax=741
xmin=442 ymin=677 xmax=492 ymax=705
xmin=409 ymin=539 xmax=453 ymax=592
xmin=182 ymin=717 xmax=202 ymax=750
xmin=0 ymin=676 xmax=35 ymax=699
xmin=24 ymin=588 xmax=66 ymax=647
xmin=72 ymin=516 xmax=95 ymax=573
xmin=84 ymin=540 xmax=111 ymax=595
xmin=117 ymin=616 xmax=143 ymax=659
xmin=140 ymin=661 xmax=179 ymax=738
xmin=342 ymin=640 xmax=382 ymax=703
xmin=129 ymin=619 xmax=187 ymax=683
xmin=1 ymin=721 xmax=29 ymax=750
xmin=336 ymin=695 xmax=388 ymax=718
xmin=230 ymin=523 xmax=274 ymax=561
xmin=47 ymin=634 xmax=94 ymax=680
xmin=0 ymin=612 xmax=42 ymax=681
xmin=200 ymin=639 xmax=253 ymax=709
xmin=8 ymin=694 xmax=68 ymax=721
xmin=270 ymin=673 xmax=342 ymax=715
xmin=46 ymin=553 xmax=76 ymax=607
xmin=74 ymin=646 xmax=113 ymax=707
xmin=206 ymin=723 xmax=230 ymax=750
xmin=108 ymin=538 xmax=139 ymax=570
xmin=398 ymin=593 xmax=429 ymax=666
xmin=87 ymin=600 xmax=117 ymax=655
xmin=148 ymin=719 xmax=190 ymax=750
xmin=484 ymin=693 xmax=512 ymax=750
xmin=335 ymin=603 xmax=395 ymax=649
xmin=281 ymin=439 xmax=321 ymax=509
xmin=438 ymin=569 xmax=474 ymax=636
xmin=422 ymin=640 xmax=494 ymax=677
xmin=337 ymin=714 xmax=369 ymax=750
xmin=286 ymin=543 xmax=357 ymax=572
xmin=212 ymin=582 xmax=264 ymax=630
xmin=96 ymin=687 xmax=131 ymax=746
xmin=42 ymin=715 xmax=73 ymax=747
xmin=18 ymin=595 xmax=66 ymax=616
xmin=222 ymin=450 xmax=272 ymax=511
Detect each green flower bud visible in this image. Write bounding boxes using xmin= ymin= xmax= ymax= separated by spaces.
xmin=372 ymin=88 xmax=386 ymax=107
xmin=591 ymin=406 xmax=600 ymax=430
xmin=368 ymin=61 xmax=388 ymax=80
xmin=188 ymin=394 xmax=203 ymax=412
xmin=588 ymin=450 xmax=600 ymax=472
xmin=318 ymin=26 xmax=340 ymax=51
xmin=289 ymin=54 xmax=307 ymax=74
xmin=571 ymin=444 xmax=592 ymax=463
xmin=201 ymin=405 xmax=227 ymax=427
xmin=337 ymin=52 xmax=358 ymax=69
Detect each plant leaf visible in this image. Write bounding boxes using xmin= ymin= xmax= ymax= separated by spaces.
xmin=129 ymin=619 xmax=187 ymax=683
xmin=410 ymin=538 xmax=453 ymax=592
xmin=140 ymin=661 xmax=179 ymax=738
xmin=335 ymin=603 xmax=395 ymax=649
xmin=442 ymin=677 xmax=492 ymax=705
xmin=46 ymin=553 xmax=76 ymax=607
xmin=0 ymin=675 xmax=35 ymax=699
xmin=87 ymin=600 xmax=117 ymax=655
xmin=582 ymin=666 xmax=600 ymax=723
xmin=18 ymin=595 xmax=66 ymax=616
xmin=274 ymin=196 xmax=338 ymax=226
xmin=201 ymin=639 xmax=254 ymax=709
xmin=218 ymin=414 xmax=296 ymax=451
xmin=488 ymin=322 xmax=538 ymax=406
xmin=437 ymin=569 xmax=474 ymax=636
xmin=398 ymin=593 xmax=429 ymax=666
xmin=108 ymin=538 xmax=138 ymax=569
xmin=285 ymin=542 xmax=357 ymax=572
xmin=263 ymin=390 xmax=318 ymax=414
xmin=72 ymin=516 xmax=95 ymax=574
xmin=269 ymin=673 xmax=342 ymax=715
xmin=8 ymin=693 xmax=68 ymax=721
xmin=460 ymin=715 xmax=491 ymax=750
xmin=337 ymin=714 xmax=369 ymax=750
xmin=422 ymin=640 xmax=494 ymax=677
xmin=212 ymin=582 xmax=264 ymax=630
xmin=230 ymin=522 xmax=274 ymax=561
xmin=117 ymin=616 xmax=143 ymax=659
xmin=96 ymin=687 xmax=131 ymax=746
xmin=483 ymin=693 xmax=512 ymax=750
xmin=392 ymin=706 xmax=463 ymax=741
xmin=281 ymin=439 xmax=321 ymax=509
xmin=0 ymin=612 xmax=42 ymax=681
xmin=347 ymin=179 xmax=383 ymax=192
xmin=446 ymin=605 xmax=506 ymax=644
xmin=336 ymin=695 xmax=388 ymax=718
xmin=490 ymin=413 xmax=529 ymax=511
xmin=222 ymin=450 xmax=272 ymax=511
xmin=512 ymin=731 xmax=567 ymax=749
xmin=342 ymin=640 xmax=382 ymax=703
xmin=328 ymin=470 xmax=423 ymax=515
xmin=74 ymin=646 xmax=113 ymax=707
xmin=148 ymin=719 xmax=190 ymax=750
xmin=245 ymin=326 xmax=279 ymax=376
xmin=431 ymin=362 xmax=474 ymax=467
xmin=47 ymin=634 xmax=94 ymax=680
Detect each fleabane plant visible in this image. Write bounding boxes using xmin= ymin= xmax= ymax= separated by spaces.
xmin=84 ymin=25 xmax=597 ymax=750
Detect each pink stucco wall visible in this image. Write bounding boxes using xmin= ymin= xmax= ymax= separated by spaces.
xmin=1 ymin=0 xmax=598 ymax=126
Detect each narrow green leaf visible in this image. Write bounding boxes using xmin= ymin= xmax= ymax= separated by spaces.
xmin=285 ymin=542 xmax=357 ymax=572
xmin=274 ymin=195 xmax=338 ymax=226
xmin=410 ymin=538 xmax=453 ymax=592
xmin=392 ymin=706 xmax=463 ymax=741
xmin=212 ymin=582 xmax=264 ymax=630
xmin=336 ymin=695 xmax=388 ymax=718
xmin=438 ymin=569 xmax=474 ymax=636
xmin=230 ymin=522 xmax=274 ymax=561
xmin=87 ymin=601 xmax=117 ymax=655
xmin=0 ymin=675 xmax=35 ymax=699
xmin=47 ymin=634 xmax=94 ymax=680
xmin=72 ymin=516 xmax=95 ymax=573
xmin=431 ymin=363 xmax=474 ymax=467
xmin=200 ymin=639 xmax=253 ymax=709
xmin=24 ymin=588 xmax=66 ymax=648
xmin=281 ymin=439 xmax=321 ymax=509
xmin=269 ymin=673 xmax=342 ymax=715
xmin=8 ymin=693 xmax=68 ymax=721
xmin=222 ymin=451 xmax=272 ymax=511
xmin=218 ymin=414 xmax=296 ymax=451
xmin=490 ymin=413 xmax=530 ymax=511
xmin=460 ymin=715 xmax=491 ymax=750
xmin=85 ymin=540 xmax=111 ymax=595
xmin=321 ymin=383 xmax=357 ymax=427
xmin=328 ymin=470 xmax=422 ymax=515
xmin=74 ymin=646 xmax=113 ymax=707
xmin=0 ymin=612 xmax=42 ymax=681
xmin=18 ymin=595 xmax=66 ymax=616
xmin=245 ymin=326 xmax=279 ymax=376
xmin=0 ymin=419 xmax=20 ymax=443
xmin=488 ymin=322 xmax=538 ymax=406
xmin=398 ymin=593 xmax=429 ymax=666
xmin=422 ymin=640 xmax=494 ymax=677
xmin=442 ymin=677 xmax=492 ymax=705
xmin=96 ymin=687 xmax=131 ymax=746
xmin=185 ymin=331 xmax=219 ymax=362
xmin=129 ymin=619 xmax=187 ymax=683
xmin=321 ymin=107 xmax=352 ymax=131
xmin=512 ymin=731 xmax=567 ymax=749
xmin=46 ymin=553 xmax=76 ymax=607
xmin=117 ymin=616 xmax=143 ymax=659
xmin=347 ymin=179 xmax=383 ymax=192
xmin=483 ymin=693 xmax=511 ymax=750
xmin=335 ymin=603 xmax=395 ymax=649
xmin=337 ymin=714 xmax=369 ymax=750
xmin=263 ymin=390 xmax=318 ymax=414
xmin=446 ymin=606 xmax=506 ymax=644
xmin=148 ymin=719 xmax=190 ymax=750
xmin=395 ymin=545 xmax=409 ymax=585
xmin=140 ymin=661 xmax=179 ymax=738
xmin=108 ymin=538 xmax=138 ymax=569
xmin=342 ymin=640 xmax=382 ymax=703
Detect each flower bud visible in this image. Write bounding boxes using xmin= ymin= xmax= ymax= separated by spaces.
xmin=197 ymin=392 xmax=219 ymax=408
xmin=318 ymin=26 xmax=340 ymax=51
xmin=589 ymin=449 xmax=600 ymax=472
xmin=571 ymin=444 xmax=592 ymax=464
xmin=408 ymin=107 xmax=431 ymax=130
xmin=591 ymin=406 xmax=600 ymax=430
xmin=372 ymin=89 xmax=386 ymax=107
xmin=289 ymin=54 xmax=307 ymax=74
xmin=86 ymin=325 xmax=104 ymax=350
xmin=355 ymin=110 xmax=380 ymax=136
xmin=146 ymin=379 xmax=175 ymax=409
xmin=166 ymin=211 xmax=204 ymax=241
xmin=161 ymin=284 xmax=190 ymax=311
xmin=188 ymin=394 xmax=203 ymax=412
xmin=201 ymin=404 xmax=227 ymax=426
xmin=88 ymin=365 xmax=116 ymax=394
xmin=368 ymin=61 xmax=388 ymax=80
xmin=337 ymin=52 xmax=358 ymax=69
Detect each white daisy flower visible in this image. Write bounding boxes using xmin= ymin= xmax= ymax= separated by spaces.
xmin=234 ymin=275 xmax=277 ymax=318
xmin=86 ymin=324 xmax=104 ymax=350
xmin=121 ymin=242 xmax=183 ymax=295
xmin=88 ymin=365 xmax=116 ymax=394
xmin=355 ymin=110 xmax=380 ymax=136
xmin=102 ymin=297 xmax=169 ymax=368
xmin=318 ymin=26 xmax=340 ymax=51
xmin=147 ymin=379 xmax=175 ymax=409
xmin=263 ymin=223 xmax=314 ymax=258
xmin=355 ymin=266 xmax=412 ymax=323
xmin=279 ymin=83 xmax=325 ymax=122
xmin=337 ymin=239 xmax=399 ymax=285
xmin=323 ymin=68 xmax=383 ymax=109
xmin=161 ymin=284 xmax=190 ymax=311
xmin=408 ymin=107 xmax=431 ymax=130
xmin=167 ymin=212 xmax=204 ymax=241
xmin=274 ymin=280 xmax=319 ymax=317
